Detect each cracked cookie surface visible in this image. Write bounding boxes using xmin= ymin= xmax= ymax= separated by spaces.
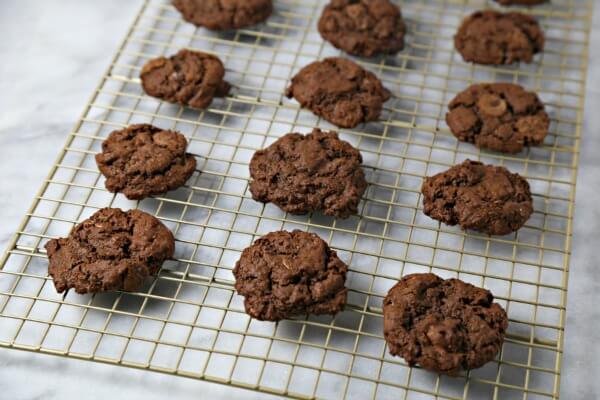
xmin=446 ymin=83 xmax=549 ymax=153
xmin=286 ymin=57 xmax=391 ymax=128
xmin=455 ymin=11 xmax=544 ymax=65
xmin=318 ymin=0 xmax=405 ymax=57
xmin=95 ymin=124 xmax=197 ymax=200
xmin=421 ymin=160 xmax=533 ymax=236
xmin=383 ymin=273 xmax=508 ymax=375
xmin=140 ymin=49 xmax=230 ymax=109
xmin=249 ymin=129 xmax=367 ymax=218
xmin=45 ymin=208 xmax=175 ymax=294
xmin=233 ymin=230 xmax=348 ymax=321
xmin=172 ymin=0 xmax=272 ymax=30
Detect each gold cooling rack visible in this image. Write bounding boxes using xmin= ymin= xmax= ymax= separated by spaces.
xmin=0 ymin=0 xmax=593 ymax=398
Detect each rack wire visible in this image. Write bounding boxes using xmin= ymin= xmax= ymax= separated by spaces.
xmin=0 ymin=0 xmax=593 ymax=398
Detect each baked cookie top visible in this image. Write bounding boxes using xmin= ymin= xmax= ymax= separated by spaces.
xmin=233 ymin=230 xmax=348 ymax=321
xmin=446 ymin=83 xmax=550 ymax=153
xmin=421 ymin=160 xmax=533 ymax=236
xmin=285 ymin=57 xmax=391 ymax=128
xmin=318 ymin=0 xmax=405 ymax=57
xmin=172 ymin=0 xmax=272 ymax=30
xmin=45 ymin=208 xmax=175 ymax=294
xmin=140 ymin=49 xmax=230 ymax=109
xmin=95 ymin=124 xmax=197 ymax=200
xmin=455 ymin=11 xmax=544 ymax=65
xmin=249 ymin=129 xmax=367 ymax=218
xmin=383 ymin=273 xmax=508 ymax=375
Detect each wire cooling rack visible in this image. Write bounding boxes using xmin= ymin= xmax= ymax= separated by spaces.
xmin=0 ymin=0 xmax=593 ymax=398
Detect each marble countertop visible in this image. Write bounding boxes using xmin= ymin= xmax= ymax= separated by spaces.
xmin=0 ymin=1 xmax=598 ymax=399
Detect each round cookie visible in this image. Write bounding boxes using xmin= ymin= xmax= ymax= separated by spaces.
xmin=140 ymin=49 xmax=230 ymax=109
xmin=45 ymin=208 xmax=175 ymax=294
xmin=285 ymin=57 xmax=391 ymax=128
xmin=318 ymin=0 xmax=406 ymax=57
xmin=494 ymin=0 xmax=546 ymax=5
xmin=455 ymin=11 xmax=544 ymax=65
xmin=421 ymin=160 xmax=533 ymax=236
xmin=383 ymin=273 xmax=508 ymax=376
xmin=172 ymin=0 xmax=272 ymax=30
xmin=233 ymin=230 xmax=348 ymax=321
xmin=249 ymin=129 xmax=367 ymax=218
xmin=95 ymin=124 xmax=197 ymax=200
xmin=446 ymin=83 xmax=550 ymax=153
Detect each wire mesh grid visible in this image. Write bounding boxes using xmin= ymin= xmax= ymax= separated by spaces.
xmin=0 ymin=0 xmax=593 ymax=398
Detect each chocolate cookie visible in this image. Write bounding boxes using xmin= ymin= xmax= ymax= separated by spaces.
xmin=421 ymin=160 xmax=533 ymax=236
xmin=383 ymin=273 xmax=508 ymax=375
xmin=446 ymin=83 xmax=550 ymax=153
xmin=494 ymin=0 xmax=547 ymax=5
xmin=233 ymin=230 xmax=348 ymax=321
xmin=455 ymin=11 xmax=544 ymax=65
xmin=140 ymin=49 xmax=230 ymax=109
xmin=172 ymin=0 xmax=272 ymax=30
xmin=249 ymin=129 xmax=367 ymax=218
xmin=285 ymin=57 xmax=391 ymax=128
xmin=45 ymin=208 xmax=175 ymax=294
xmin=318 ymin=0 xmax=406 ymax=57
xmin=95 ymin=124 xmax=197 ymax=200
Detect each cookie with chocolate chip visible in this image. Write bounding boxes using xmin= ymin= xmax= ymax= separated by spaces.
xmin=140 ymin=49 xmax=230 ymax=109
xmin=172 ymin=0 xmax=272 ymax=30
xmin=233 ymin=230 xmax=348 ymax=321
xmin=286 ymin=57 xmax=391 ymax=128
xmin=455 ymin=11 xmax=544 ymax=65
xmin=95 ymin=124 xmax=197 ymax=200
xmin=249 ymin=129 xmax=367 ymax=218
xmin=318 ymin=0 xmax=406 ymax=57
xmin=45 ymin=208 xmax=175 ymax=294
xmin=383 ymin=273 xmax=508 ymax=375
xmin=446 ymin=83 xmax=549 ymax=153
xmin=421 ymin=160 xmax=533 ymax=236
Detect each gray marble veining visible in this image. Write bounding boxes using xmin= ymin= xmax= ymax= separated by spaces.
xmin=0 ymin=0 xmax=598 ymax=399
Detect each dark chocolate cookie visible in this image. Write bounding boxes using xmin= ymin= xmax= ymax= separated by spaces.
xmin=455 ymin=11 xmax=544 ymax=65
xmin=233 ymin=230 xmax=348 ymax=321
xmin=45 ymin=208 xmax=175 ymax=294
xmin=421 ymin=160 xmax=533 ymax=236
xmin=172 ymin=0 xmax=272 ymax=30
xmin=249 ymin=129 xmax=367 ymax=218
xmin=95 ymin=124 xmax=197 ymax=200
xmin=494 ymin=0 xmax=547 ymax=5
xmin=318 ymin=0 xmax=405 ymax=57
xmin=446 ymin=83 xmax=550 ymax=153
xmin=286 ymin=57 xmax=391 ymax=128
xmin=383 ymin=273 xmax=508 ymax=375
xmin=140 ymin=49 xmax=230 ymax=109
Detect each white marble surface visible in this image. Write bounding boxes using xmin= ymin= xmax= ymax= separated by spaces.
xmin=0 ymin=0 xmax=598 ymax=399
